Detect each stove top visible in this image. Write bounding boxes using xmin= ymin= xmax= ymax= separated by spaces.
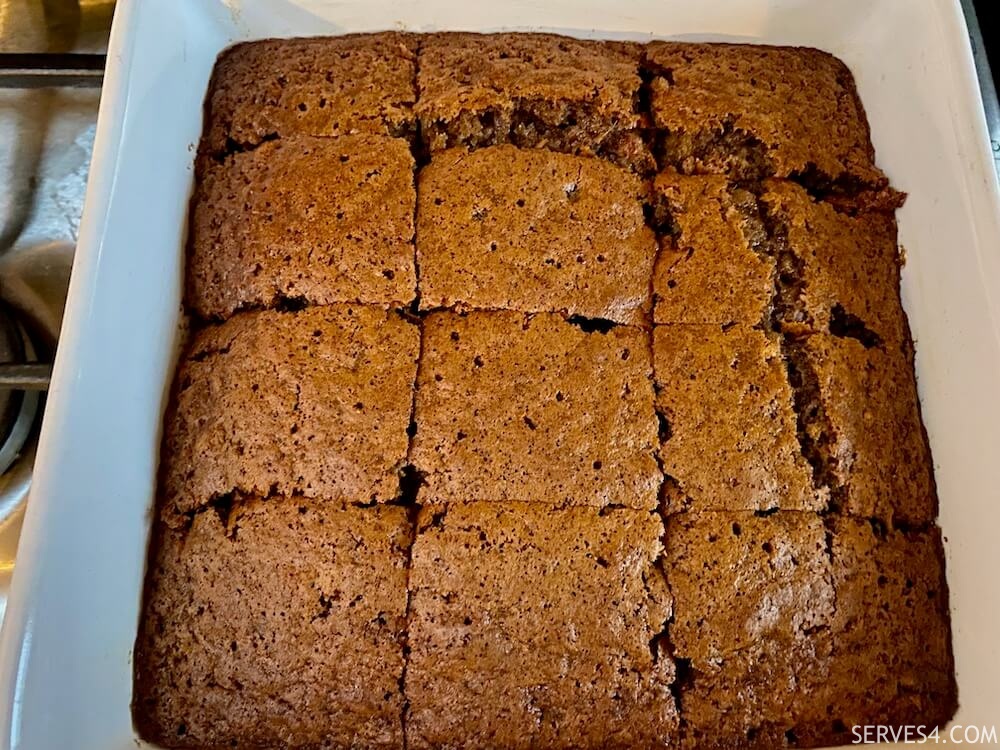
xmin=0 ymin=0 xmax=996 ymax=630
xmin=0 ymin=0 xmax=112 ymax=622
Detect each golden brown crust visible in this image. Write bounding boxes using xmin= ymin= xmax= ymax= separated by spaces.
xmin=417 ymin=145 xmax=655 ymax=322
xmin=653 ymin=325 xmax=818 ymax=512
xmin=666 ymin=513 xmax=954 ymax=749
xmin=411 ymin=311 xmax=660 ymax=510
xmin=188 ymin=135 xmax=416 ymax=320
xmin=133 ymin=499 xmax=410 ymax=749
xmin=137 ymin=33 xmax=951 ymax=750
xmin=203 ymin=33 xmax=417 ymax=155
xmin=646 ymin=42 xmax=886 ymax=188
xmin=406 ymin=502 xmax=677 ymax=749
xmin=160 ymin=306 xmax=418 ymax=521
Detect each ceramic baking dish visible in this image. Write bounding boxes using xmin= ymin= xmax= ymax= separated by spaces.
xmin=0 ymin=0 xmax=998 ymax=747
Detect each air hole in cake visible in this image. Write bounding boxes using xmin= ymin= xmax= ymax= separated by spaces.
xmin=565 ymin=315 xmax=618 ymax=333
xmin=274 ymin=294 xmax=308 ymax=313
xmin=829 ymin=303 xmax=882 ymax=349
xmin=397 ymin=464 xmax=425 ymax=507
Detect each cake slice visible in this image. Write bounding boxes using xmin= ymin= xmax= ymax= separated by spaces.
xmin=798 ymin=334 xmax=937 ymax=525
xmin=406 ymin=502 xmax=677 ymax=749
xmin=653 ymin=324 xmax=818 ymax=512
xmin=417 ymin=145 xmax=655 ymax=323
xmin=160 ymin=306 xmax=418 ymax=522
xmin=417 ymin=32 xmax=651 ymax=171
xmin=133 ymin=499 xmax=411 ymax=749
xmin=202 ymin=33 xmax=416 ymax=156
xmin=188 ymin=135 xmax=416 ymax=320
xmin=818 ymin=518 xmax=956 ymax=742
xmin=411 ymin=311 xmax=660 ymax=510
xmin=664 ymin=511 xmax=835 ymax=748
xmin=651 ymin=173 xmax=772 ymax=326
xmin=645 ymin=42 xmax=887 ymax=191
xmin=762 ymin=179 xmax=909 ymax=346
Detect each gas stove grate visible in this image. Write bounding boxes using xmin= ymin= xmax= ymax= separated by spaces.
xmin=0 ymin=52 xmax=105 ymax=88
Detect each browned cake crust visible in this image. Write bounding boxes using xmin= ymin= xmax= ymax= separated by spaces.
xmin=406 ymin=502 xmax=677 ymax=749
xmin=666 ymin=512 xmax=954 ymax=749
xmin=203 ymin=33 xmax=416 ymax=156
xmin=133 ymin=498 xmax=411 ymax=749
xmin=645 ymin=42 xmax=886 ymax=189
xmin=663 ymin=510 xmax=835 ymax=749
xmin=802 ymin=334 xmax=937 ymax=525
xmin=188 ymin=135 xmax=416 ymax=320
xmin=417 ymin=145 xmax=655 ymax=323
xmin=411 ymin=311 xmax=660 ymax=510
xmin=417 ymin=32 xmax=652 ymax=171
xmin=161 ymin=306 xmax=418 ymax=522
xmin=135 ymin=33 xmax=953 ymax=750
xmin=653 ymin=324 xmax=818 ymax=512
xmin=762 ymin=179 xmax=909 ymax=346
xmin=822 ymin=517 xmax=956 ymax=738
xmin=651 ymin=173 xmax=772 ymax=325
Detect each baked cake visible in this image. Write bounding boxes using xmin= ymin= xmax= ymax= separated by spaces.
xmin=134 ymin=31 xmax=956 ymax=750
xmin=202 ymin=33 xmax=417 ymax=156
xmin=188 ymin=134 xmax=416 ymax=319
xmin=416 ymin=145 xmax=655 ymax=323
xmin=159 ymin=305 xmax=418 ymax=522
xmin=411 ymin=311 xmax=659 ymax=510
xmin=406 ymin=502 xmax=676 ymax=748
xmin=133 ymin=499 xmax=411 ymax=748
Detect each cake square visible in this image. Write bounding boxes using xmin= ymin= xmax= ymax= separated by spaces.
xmin=133 ymin=498 xmax=411 ymax=749
xmin=820 ymin=518 xmax=956 ymax=738
xmin=664 ymin=511 xmax=836 ymax=748
xmin=762 ymin=179 xmax=908 ymax=346
xmin=406 ymin=502 xmax=677 ymax=749
xmin=187 ymin=135 xmax=416 ymax=320
xmin=161 ymin=306 xmax=419 ymax=521
xmin=645 ymin=42 xmax=886 ymax=190
xmin=651 ymin=173 xmax=773 ymax=326
xmin=417 ymin=32 xmax=651 ymax=171
xmin=653 ymin=324 xmax=818 ymax=512
xmin=203 ymin=33 xmax=416 ymax=156
xmin=801 ymin=334 xmax=936 ymax=524
xmin=417 ymin=145 xmax=656 ymax=323
xmin=664 ymin=511 xmax=834 ymax=660
xmin=411 ymin=311 xmax=660 ymax=510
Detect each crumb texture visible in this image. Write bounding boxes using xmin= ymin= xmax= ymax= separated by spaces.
xmin=411 ymin=311 xmax=660 ymax=510
xmin=135 ymin=32 xmax=953 ymax=750
xmin=133 ymin=499 xmax=411 ymax=749
xmin=406 ymin=502 xmax=677 ymax=749
xmin=161 ymin=306 xmax=418 ymax=521
xmin=417 ymin=145 xmax=655 ymax=322
xmin=188 ymin=135 xmax=416 ymax=320
xmin=417 ymin=32 xmax=651 ymax=171
xmin=646 ymin=42 xmax=886 ymax=189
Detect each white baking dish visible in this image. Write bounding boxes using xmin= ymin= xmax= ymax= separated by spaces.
xmin=0 ymin=0 xmax=997 ymax=748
